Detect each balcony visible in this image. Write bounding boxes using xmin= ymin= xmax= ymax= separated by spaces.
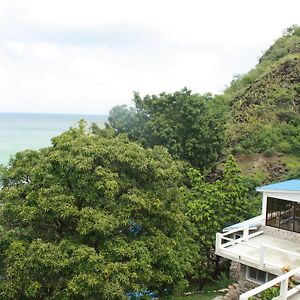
xmin=216 ymin=222 xmax=300 ymax=300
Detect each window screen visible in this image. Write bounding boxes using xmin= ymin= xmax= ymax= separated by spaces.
xmin=247 ymin=267 xmax=267 ymax=283
xmin=246 ymin=266 xmax=275 ymax=284
xmin=266 ymin=197 xmax=300 ymax=233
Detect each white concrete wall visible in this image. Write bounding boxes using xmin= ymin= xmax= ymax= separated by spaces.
xmin=263 ymin=191 xmax=300 ymax=203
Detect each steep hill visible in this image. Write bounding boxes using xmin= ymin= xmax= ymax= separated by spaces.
xmin=224 ymin=25 xmax=300 ymax=183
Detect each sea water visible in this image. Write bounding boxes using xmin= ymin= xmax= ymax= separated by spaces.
xmin=0 ymin=113 xmax=107 ymax=165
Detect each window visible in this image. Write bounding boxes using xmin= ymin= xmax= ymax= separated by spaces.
xmin=294 ymin=204 xmax=300 ymax=232
xmin=246 ymin=266 xmax=275 ymax=284
xmin=266 ymin=197 xmax=279 ymax=227
xmin=266 ymin=197 xmax=300 ymax=233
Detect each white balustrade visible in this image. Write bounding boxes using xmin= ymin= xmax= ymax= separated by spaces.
xmin=239 ymin=267 xmax=300 ymax=300
xmin=216 ymin=226 xmax=300 ymax=300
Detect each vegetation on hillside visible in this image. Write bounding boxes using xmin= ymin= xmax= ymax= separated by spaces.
xmin=226 ymin=25 xmax=300 ymax=158
xmin=0 ymin=25 xmax=299 ymax=299
xmin=102 ymin=88 xmax=226 ymax=171
xmin=0 ymin=125 xmax=255 ymax=299
xmin=183 ymin=156 xmax=259 ymax=284
xmin=98 ymin=25 xmax=300 ymax=182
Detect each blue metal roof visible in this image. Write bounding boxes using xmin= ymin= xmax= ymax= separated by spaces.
xmin=256 ymin=179 xmax=300 ymax=192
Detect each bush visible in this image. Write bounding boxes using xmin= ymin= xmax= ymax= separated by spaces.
xmin=261 ymin=287 xmax=280 ymax=300
xmin=214 ymin=272 xmax=234 ymax=289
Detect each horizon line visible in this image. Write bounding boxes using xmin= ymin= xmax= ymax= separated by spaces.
xmin=0 ymin=111 xmax=108 ymax=116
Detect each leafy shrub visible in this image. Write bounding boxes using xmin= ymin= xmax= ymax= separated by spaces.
xmin=214 ymin=272 xmax=234 ymax=289
xmin=260 ymin=287 xmax=280 ymax=300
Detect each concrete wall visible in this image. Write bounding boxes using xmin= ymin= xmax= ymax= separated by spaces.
xmin=262 ymin=225 xmax=300 ymax=243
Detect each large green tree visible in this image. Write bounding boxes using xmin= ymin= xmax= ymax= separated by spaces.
xmin=0 ymin=125 xmax=199 ymax=299
xmin=104 ymin=88 xmax=226 ymax=170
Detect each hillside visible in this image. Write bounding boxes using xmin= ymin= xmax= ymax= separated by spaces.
xmin=101 ymin=26 xmax=300 ymax=184
xmin=224 ymin=25 xmax=300 ymax=183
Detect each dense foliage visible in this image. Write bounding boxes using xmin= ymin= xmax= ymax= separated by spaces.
xmin=104 ymin=88 xmax=226 ymax=170
xmin=0 ymin=126 xmax=199 ymax=299
xmin=183 ymin=156 xmax=259 ymax=280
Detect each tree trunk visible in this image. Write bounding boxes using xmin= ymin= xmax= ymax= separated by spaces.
xmin=213 ymin=255 xmax=221 ymax=279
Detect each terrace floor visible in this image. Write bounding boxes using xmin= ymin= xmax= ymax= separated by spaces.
xmin=219 ymin=233 xmax=300 ymax=276
xmin=289 ymin=291 xmax=300 ymax=300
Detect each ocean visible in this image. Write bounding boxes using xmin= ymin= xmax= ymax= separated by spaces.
xmin=0 ymin=113 xmax=107 ymax=165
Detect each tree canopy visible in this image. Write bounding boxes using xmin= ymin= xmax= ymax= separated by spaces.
xmin=0 ymin=125 xmax=199 ymax=299
xmin=105 ymin=88 xmax=226 ymax=170
xmin=183 ymin=155 xmax=259 ymax=280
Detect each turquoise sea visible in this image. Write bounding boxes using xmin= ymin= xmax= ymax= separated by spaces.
xmin=0 ymin=113 xmax=107 ymax=165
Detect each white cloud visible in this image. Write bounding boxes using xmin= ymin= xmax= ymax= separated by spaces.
xmin=169 ymin=52 xmax=220 ymax=92
xmin=31 ymin=43 xmax=60 ymax=59
xmin=5 ymin=42 xmax=27 ymax=56
xmin=11 ymin=0 xmax=299 ymax=47
xmin=0 ymin=0 xmax=299 ymax=114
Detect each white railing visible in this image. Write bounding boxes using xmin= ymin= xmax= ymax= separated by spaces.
xmin=216 ymin=226 xmax=300 ymax=300
xmin=239 ymin=267 xmax=300 ymax=300
xmin=215 ymin=225 xmax=263 ymax=256
xmin=216 ymin=226 xmax=300 ymax=270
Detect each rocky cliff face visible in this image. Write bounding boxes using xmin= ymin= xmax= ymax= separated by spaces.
xmin=224 ymin=26 xmax=300 ymax=183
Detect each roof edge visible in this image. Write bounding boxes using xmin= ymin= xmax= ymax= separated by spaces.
xmin=256 ymin=179 xmax=300 ymax=192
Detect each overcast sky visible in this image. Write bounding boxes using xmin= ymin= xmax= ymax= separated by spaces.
xmin=0 ymin=0 xmax=299 ymax=115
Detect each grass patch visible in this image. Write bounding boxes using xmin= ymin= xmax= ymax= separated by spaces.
xmin=170 ymin=291 xmax=221 ymax=300
xmin=235 ymin=153 xmax=274 ymax=182
xmin=282 ymin=154 xmax=300 ymax=171
xmin=170 ymin=276 xmax=231 ymax=300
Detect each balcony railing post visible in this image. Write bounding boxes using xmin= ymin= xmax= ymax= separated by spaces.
xmin=259 ymin=245 xmax=267 ymax=268
xmin=243 ymin=225 xmax=249 ymax=241
xmin=215 ymin=233 xmax=222 ymax=255
xmin=280 ymin=278 xmax=289 ymax=300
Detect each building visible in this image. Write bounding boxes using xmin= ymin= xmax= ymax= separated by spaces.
xmin=215 ymin=179 xmax=300 ymax=300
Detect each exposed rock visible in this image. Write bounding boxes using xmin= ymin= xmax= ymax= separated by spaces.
xmin=218 ymin=288 xmax=230 ymax=293
xmin=265 ymin=161 xmax=289 ymax=183
xmin=230 ymin=262 xmax=241 ymax=282
xmin=213 ymin=283 xmax=241 ymax=300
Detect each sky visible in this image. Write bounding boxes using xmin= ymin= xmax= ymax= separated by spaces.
xmin=0 ymin=0 xmax=299 ymax=115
